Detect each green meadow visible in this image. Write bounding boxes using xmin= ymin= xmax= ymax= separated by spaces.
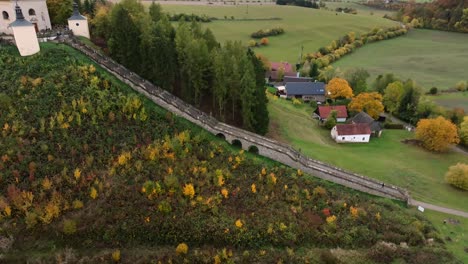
xmin=159 ymin=4 xmax=398 ymax=63
xmin=332 ymin=29 xmax=468 ymax=90
xmin=267 ymin=97 xmax=468 ymax=212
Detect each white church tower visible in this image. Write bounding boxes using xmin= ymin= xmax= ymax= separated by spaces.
xmin=10 ymin=4 xmax=39 ymax=56
xmin=68 ymin=1 xmax=89 ymax=39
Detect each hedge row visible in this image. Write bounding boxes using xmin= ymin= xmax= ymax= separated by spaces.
xmin=306 ymin=26 xmax=408 ymax=69
xmin=251 ymin=27 xmax=285 ymax=38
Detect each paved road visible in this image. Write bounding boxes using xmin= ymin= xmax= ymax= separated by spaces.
xmin=410 ymin=200 xmax=468 ymax=218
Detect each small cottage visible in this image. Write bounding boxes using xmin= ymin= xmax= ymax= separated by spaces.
xmin=316 ymin=105 xmax=348 ymax=122
xmin=284 ymin=82 xmax=326 ymax=102
xmin=266 ymin=62 xmax=296 ymax=82
xmin=331 ymin=123 xmax=371 ymax=143
xmin=348 ymin=111 xmax=383 ymax=137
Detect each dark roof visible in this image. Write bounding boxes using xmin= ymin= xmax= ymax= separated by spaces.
xmin=348 ymin=112 xmax=383 ymax=132
xmin=69 ymin=1 xmax=87 ymax=20
xmin=349 ymin=112 xmax=374 ymax=124
xmin=9 ymin=5 xmax=32 ymax=27
xmin=336 ymin=123 xmax=371 ymax=136
xmin=283 ymin=76 xmax=313 ymax=83
xmin=317 ymin=105 xmax=348 ymax=119
xmin=285 ymin=82 xmax=325 ymax=96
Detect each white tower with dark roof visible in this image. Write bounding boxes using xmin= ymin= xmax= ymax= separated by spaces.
xmin=10 ymin=4 xmax=39 ymax=56
xmin=67 ymin=1 xmax=89 ymax=39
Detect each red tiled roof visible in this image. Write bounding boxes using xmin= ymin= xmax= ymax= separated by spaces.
xmin=270 ymin=62 xmax=294 ymax=73
xmin=317 ymin=105 xmax=348 ymax=119
xmin=336 ymin=123 xmax=371 ymax=136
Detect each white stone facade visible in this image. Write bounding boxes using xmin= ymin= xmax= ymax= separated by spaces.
xmin=68 ymin=18 xmax=89 ymax=38
xmin=1 ymin=0 xmax=51 ymax=35
xmin=12 ymin=23 xmax=39 ymax=55
xmin=331 ymin=126 xmax=370 ymax=143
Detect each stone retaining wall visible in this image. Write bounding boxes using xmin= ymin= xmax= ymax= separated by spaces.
xmin=64 ymin=38 xmax=410 ymax=202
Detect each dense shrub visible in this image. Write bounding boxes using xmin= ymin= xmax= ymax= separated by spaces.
xmin=445 ymin=163 xmax=468 ymax=190
xmin=0 ymin=45 xmax=454 ymax=263
xmin=429 ymin=87 xmax=438 ymax=94
xmin=335 ymin=7 xmax=357 ymax=14
xmin=384 ymin=122 xmax=404 ymax=129
xmin=168 ymin=13 xmax=212 ymax=22
xmin=251 ymin=27 xmax=284 ymax=38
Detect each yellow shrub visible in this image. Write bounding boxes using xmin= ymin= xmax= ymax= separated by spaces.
xmin=183 ymin=184 xmax=195 ymax=199
xmin=90 ymin=187 xmax=98 ymax=199
xmin=112 ymin=249 xmax=121 ymax=262
xmin=72 ymin=200 xmax=84 ymax=209
xmin=350 ymin=206 xmax=359 ymax=219
xmin=326 ymin=215 xmax=337 ymax=224
xmin=251 ymin=183 xmax=257 ymax=193
xmin=176 ymin=243 xmax=188 ymax=255
xmin=221 ymin=188 xmax=229 ymax=199
xmin=74 ymin=168 xmax=81 ymax=180
xmin=235 ymin=219 xmax=243 ymax=228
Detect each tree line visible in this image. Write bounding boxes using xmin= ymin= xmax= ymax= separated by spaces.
xmin=89 ymin=0 xmax=269 ymax=135
xmin=395 ymin=0 xmax=468 ymax=33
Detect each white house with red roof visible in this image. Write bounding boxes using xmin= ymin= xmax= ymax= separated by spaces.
xmin=316 ymin=105 xmax=348 ymax=122
xmin=331 ymin=123 xmax=371 ymax=143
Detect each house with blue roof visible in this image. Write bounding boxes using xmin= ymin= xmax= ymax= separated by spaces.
xmin=284 ymin=82 xmax=326 ymax=102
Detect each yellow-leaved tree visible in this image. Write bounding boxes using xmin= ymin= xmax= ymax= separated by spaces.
xmin=445 ymin=163 xmax=468 ymax=191
xmin=415 ymin=116 xmax=460 ymax=152
xmin=348 ymin=92 xmax=384 ymax=119
xmin=326 ymin=78 xmax=353 ymax=100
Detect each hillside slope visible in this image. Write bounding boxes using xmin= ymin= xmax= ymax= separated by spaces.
xmin=0 ymin=44 xmax=457 ymax=263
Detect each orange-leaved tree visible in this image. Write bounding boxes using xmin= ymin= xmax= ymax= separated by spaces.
xmin=326 ymin=78 xmax=353 ymax=100
xmin=348 ymin=92 xmax=384 ymax=119
xmin=415 ymin=116 xmax=460 ymax=152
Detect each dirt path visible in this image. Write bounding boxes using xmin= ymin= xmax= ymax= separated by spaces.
xmin=409 ymin=199 xmax=468 ymax=218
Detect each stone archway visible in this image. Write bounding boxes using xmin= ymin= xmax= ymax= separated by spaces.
xmin=216 ymin=133 xmax=226 ymax=140
xmin=248 ymin=145 xmax=259 ymax=154
xmin=231 ymin=139 xmax=242 ymax=148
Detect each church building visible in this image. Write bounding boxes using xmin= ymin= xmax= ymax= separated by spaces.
xmin=0 ymin=0 xmax=51 ymax=34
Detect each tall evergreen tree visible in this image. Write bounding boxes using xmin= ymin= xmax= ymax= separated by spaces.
xmin=397 ymin=79 xmax=421 ymax=124
xmin=247 ymin=49 xmax=269 ymax=135
xmin=149 ymin=2 xmax=164 ymax=22
xmin=240 ymin=55 xmax=256 ymax=131
xmin=309 ymin=61 xmax=319 ymax=79
xmin=140 ymin=17 xmax=177 ymax=91
xmin=108 ymin=5 xmax=142 ymax=73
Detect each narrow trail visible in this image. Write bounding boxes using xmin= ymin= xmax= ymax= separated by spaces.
xmin=410 ymin=200 xmax=468 ymax=218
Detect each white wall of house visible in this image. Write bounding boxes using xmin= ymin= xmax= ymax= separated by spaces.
xmin=337 ymin=117 xmax=346 ymax=123
xmin=12 ymin=24 xmax=39 ymax=56
xmin=331 ymin=126 xmax=370 ymax=143
xmin=68 ymin=18 xmax=90 ymax=38
xmin=1 ymin=0 xmax=51 ymax=35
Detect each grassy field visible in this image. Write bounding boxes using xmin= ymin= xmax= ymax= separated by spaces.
xmin=332 ymin=29 xmax=468 ymax=90
xmin=323 ymin=1 xmax=395 ymax=17
xmin=267 ymin=97 xmax=468 ymax=211
xmin=423 ymin=209 xmax=468 ymax=263
xmin=426 ymin=92 xmax=468 ymax=112
xmin=158 ymin=4 xmax=397 ymax=63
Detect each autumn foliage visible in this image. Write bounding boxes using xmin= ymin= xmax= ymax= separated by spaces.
xmin=348 ymin=92 xmax=385 ymax=119
xmin=445 ymin=163 xmax=468 ymax=191
xmin=415 ymin=116 xmax=460 ymax=152
xmin=326 ymin=78 xmax=353 ymax=100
